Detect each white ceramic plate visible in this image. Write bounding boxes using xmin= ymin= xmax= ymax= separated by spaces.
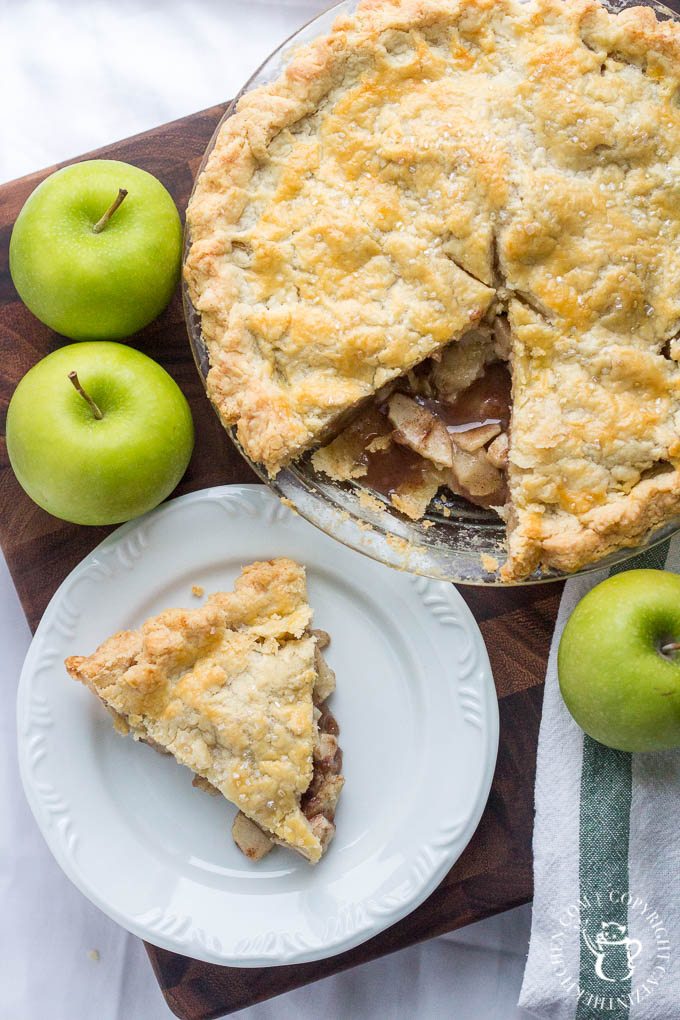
xmin=17 ymin=485 xmax=498 ymax=967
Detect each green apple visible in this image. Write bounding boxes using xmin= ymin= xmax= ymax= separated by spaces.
xmin=9 ymin=160 xmax=182 ymax=340
xmin=558 ymin=569 xmax=680 ymax=752
xmin=6 ymin=342 xmax=194 ymax=525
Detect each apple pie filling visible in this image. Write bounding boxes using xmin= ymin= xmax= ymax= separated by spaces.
xmin=312 ymin=318 xmax=512 ymax=521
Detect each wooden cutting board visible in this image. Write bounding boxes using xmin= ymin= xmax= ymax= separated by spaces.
xmin=0 ymin=104 xmax=562 ymax=1018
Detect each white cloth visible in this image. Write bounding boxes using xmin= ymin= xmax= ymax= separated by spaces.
xmin=521 ymin=537 xmax=680 ymax=1019
xmin=0 ymin=2 xmax=533 ymax=1017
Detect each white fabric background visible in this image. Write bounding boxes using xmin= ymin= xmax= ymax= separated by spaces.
xmin=0 ymin=2 xmax=534 ymax=1017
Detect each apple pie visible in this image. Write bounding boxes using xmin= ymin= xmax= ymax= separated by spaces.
xmin=185 ymin=0 xmax=680 ymax=580
xmin=65 ymin=558 xmax=343 ymax=864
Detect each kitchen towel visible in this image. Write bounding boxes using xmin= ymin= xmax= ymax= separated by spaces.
xmin=519 ymin=536 xmax=680 ymax=1020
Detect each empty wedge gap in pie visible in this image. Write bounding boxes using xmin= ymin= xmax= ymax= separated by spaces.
xmin=185 ymin=0 xmax=680 ymax=581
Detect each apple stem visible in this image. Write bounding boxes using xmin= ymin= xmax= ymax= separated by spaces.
xmin=661 ymin=642 xmax=680 ymax=655
xmin=68 ymin=371 xmax=103 ymax=420
xmin=92 ymin=188 xmax=128 ymax=233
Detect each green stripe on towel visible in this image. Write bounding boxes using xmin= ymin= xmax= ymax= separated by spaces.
xmin=577 ymin=739 xmax=632 ymax=1018
xmin=576 ymin=540 xmax=670 ymax=1019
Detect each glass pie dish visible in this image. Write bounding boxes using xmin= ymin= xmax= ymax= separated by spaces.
xmin=183 ymin=0 xmax=680 ymax=585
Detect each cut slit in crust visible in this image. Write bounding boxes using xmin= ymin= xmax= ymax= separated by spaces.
xmin=65 ymin=559 xmax=343 ymax=865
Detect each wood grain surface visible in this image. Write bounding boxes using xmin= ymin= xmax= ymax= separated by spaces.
xmin=0 ymin=103 xmax=562 ymax=1019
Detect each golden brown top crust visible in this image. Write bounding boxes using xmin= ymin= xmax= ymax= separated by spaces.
xmin=186 ymin=0 xmax=680 ymax=578
xmin=65 ymin=559 xmax=328 ymax=863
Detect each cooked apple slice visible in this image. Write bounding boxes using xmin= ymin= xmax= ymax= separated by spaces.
xmin=387 ymin=393 xmax=453 ymax=468
xmin=453 ymin=422 xmax=501 ymax=453
xmin=450 ymin=445 xmax=504 ymax=498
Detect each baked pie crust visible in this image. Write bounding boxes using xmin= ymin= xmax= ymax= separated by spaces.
xmin=185 ymin=0 xmax=680 ymax=580
xmin=65 ymin=559 xmax=343 ymax=864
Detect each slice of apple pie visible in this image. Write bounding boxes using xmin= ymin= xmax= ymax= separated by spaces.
xmin=65 ymin=558 xmax=343 ymax=864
